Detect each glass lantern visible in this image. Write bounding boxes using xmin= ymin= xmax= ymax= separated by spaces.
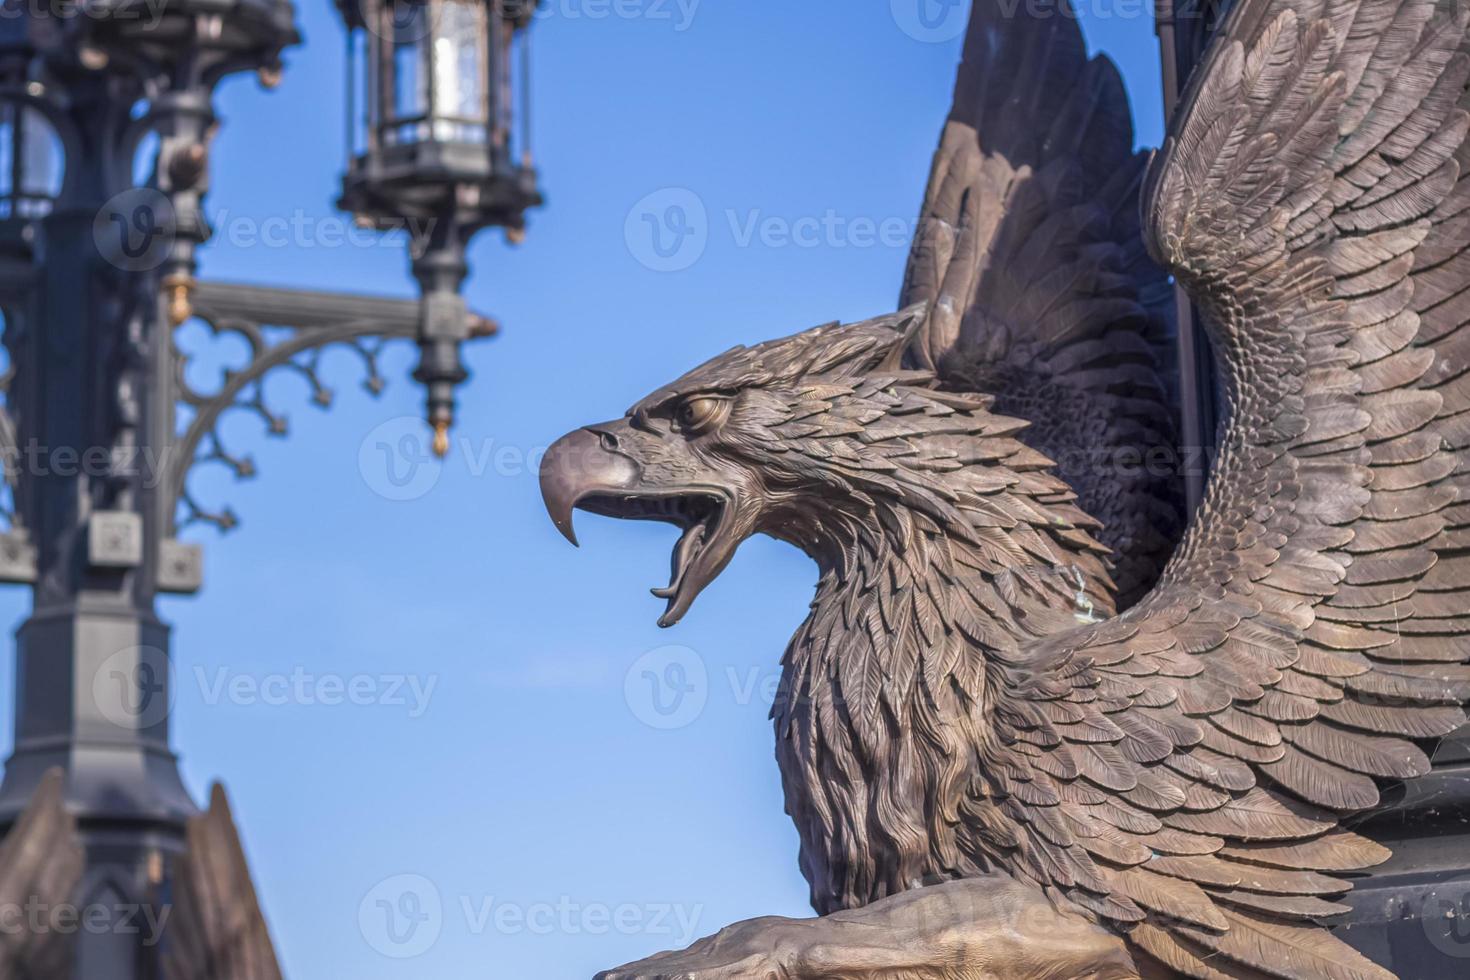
xmin=340 ymin=0 xmax=540 ymax=230
xmin=0 ymin=16 xmax=61 ymax=222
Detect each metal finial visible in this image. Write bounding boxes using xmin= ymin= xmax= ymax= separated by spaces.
xmin=165 ymin=276 xmax=194 ymax=326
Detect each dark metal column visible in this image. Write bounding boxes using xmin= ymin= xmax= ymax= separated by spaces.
xmin=0 ymin=66 xmax=195 ymax=980
xmin=1156 ymin=0 xmax=1226 ymax=513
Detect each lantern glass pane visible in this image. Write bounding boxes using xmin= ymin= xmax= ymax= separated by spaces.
xmin=0 ymin=108 xmax=11 ymax=195
xmin=431 ymin=0 xmax=487 ymax=142
xmin=0 ymin=103 xmax=61 ymax=218
xmin=390 ymin=2 xmax=430 ymax=143
xmin=349 ymin=27 xmax=368 ymax=157
xmin=507 ymin=21 xmax=528 ymax=157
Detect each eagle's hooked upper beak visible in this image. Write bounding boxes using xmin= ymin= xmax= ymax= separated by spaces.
xmin=539 ymin=427 xmax=641 ymax=547
xmin=539 ymin=422 xmax=739 ymax=627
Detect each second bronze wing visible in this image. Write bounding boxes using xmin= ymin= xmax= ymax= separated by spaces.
xmin=899 ymin=0 xmax=1184 ymax=609
xmin=949 ymin=0 xmax=1470 ymax=976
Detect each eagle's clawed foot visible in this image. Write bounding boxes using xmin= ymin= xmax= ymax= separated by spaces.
xmin=594 ymin=915 xmax=805 ymax=980
xmin=593 ymin=877 xmax=1140 ymax=980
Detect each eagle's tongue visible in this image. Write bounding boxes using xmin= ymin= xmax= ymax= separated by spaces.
xmin=651 ymin=521 xmax=708 ymax=600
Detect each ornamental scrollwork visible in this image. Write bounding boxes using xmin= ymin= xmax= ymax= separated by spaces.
xmin=167 ymin=280 xmax=493 ymax=536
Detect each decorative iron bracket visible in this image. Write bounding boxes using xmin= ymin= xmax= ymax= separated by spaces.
xmin=156 ymin=279 xmax=495 ymax=593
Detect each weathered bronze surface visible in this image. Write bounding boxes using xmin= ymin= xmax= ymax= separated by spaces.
xmin=0 ymin=770 xmax=81 ymax=977
xmin=541 ymin=0 xmax=1470 ymax=975
xmin=163 ymin=785 xmax=283 ymax=980
xmin=0 ymin=771 xmax=279 ymax=978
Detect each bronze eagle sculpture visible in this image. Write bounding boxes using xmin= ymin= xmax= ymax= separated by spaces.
xmin=539 ymin=0 xmax=1470 ymax=976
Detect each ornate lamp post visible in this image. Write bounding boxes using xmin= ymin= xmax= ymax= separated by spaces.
xmin=0 ymin=0 xmax=542 ymax=975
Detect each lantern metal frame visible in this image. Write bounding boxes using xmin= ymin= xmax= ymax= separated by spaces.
xmin=339 ymin=0 xmax=541 ymax=230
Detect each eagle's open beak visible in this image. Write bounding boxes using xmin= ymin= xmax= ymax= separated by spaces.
xmin=538 ymin=427 xmax=640 ymax=547
xmin=540 ymin=424 xmax=737 ymax=627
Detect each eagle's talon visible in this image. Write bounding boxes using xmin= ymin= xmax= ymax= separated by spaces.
xmin=595 ymin=917 xmax=805 ymax=980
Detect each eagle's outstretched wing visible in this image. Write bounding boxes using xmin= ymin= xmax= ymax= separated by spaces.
xmin=899 ymin=0 xmax=1184 ymax=608
xmin=0 ymin=769 xmax=81 ymax=978
xmin=163 ymin=784 xmax=283 ymax=980
xmin=979 ymin=0 xmax=1470 ymax=975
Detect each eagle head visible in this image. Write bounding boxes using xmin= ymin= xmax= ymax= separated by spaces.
xmin=541 ymin=306 xmax=1092 ymax=627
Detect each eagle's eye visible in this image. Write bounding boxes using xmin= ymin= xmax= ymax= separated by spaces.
xmin=675 ymin=395 xmax=729 ymax=434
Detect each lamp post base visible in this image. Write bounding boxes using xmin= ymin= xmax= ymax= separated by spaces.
xmin=0 ymin=600 xmax=196 ymax=827
xmin=0 ymin=600 xmax=197 ymax=980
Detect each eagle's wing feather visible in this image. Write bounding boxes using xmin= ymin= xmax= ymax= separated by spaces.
xmin=977 ymin=0 xmax=1470 ymax=975
xmin=900 ymin=0 xmax=1183 ymax=607
xmin=163 ymin=784 xmax=284 ymax=980
xmin=0 ymin=769 xmax=82 ymax=978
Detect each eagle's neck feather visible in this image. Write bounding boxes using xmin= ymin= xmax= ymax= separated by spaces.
xmin=771 ymin=467 xmax=1112 ymax=914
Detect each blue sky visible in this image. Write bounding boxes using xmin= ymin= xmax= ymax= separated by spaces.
xmin=0 ymin=3 xmax=1170 ymax=976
